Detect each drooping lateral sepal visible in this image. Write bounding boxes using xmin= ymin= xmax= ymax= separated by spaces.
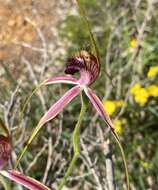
xmin=84 ymin=87 xmax=115 ymax=131
xmin=15 ymin=86 xmax=81 ymax=168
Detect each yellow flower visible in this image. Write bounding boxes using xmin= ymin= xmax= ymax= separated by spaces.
xmin=103 ymin=100 xmax=116 ymax=116
xmin=116 ymin=100 xmax=125 ymax=107
xmin=147 ymin=66 xmax=158 ymax=78
xmin=130 ymin=38 xmax=138 ymax=49
xmin=114 ymin=119 xmax=123 ymax=135
xmin=134 ymin=88 xmax=149 ymax=106
xmin=141 ymin=161 xmax=150 ymax=169
xmin=131 ymin=84 xmax=149 ymax=105
xmin=147 ymin=85 xmax=158 ymax=97
xmin=130 ymin=83 xmax=142 ymax=95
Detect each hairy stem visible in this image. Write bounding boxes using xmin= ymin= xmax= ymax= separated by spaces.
xmin=57 ymin=93 xmax=88 ymax=190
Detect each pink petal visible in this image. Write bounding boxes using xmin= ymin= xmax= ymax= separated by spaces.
xmin=84 ymin=88 xmax=115 ymax=131
xmin=0 ymin=170 xmax=50 ymax=190
xmin=0 ymin=136 xmax=11 ymax=170
xmin=15 ymin=86 xmax=81 ymax=167
xmin=84 ymin=88 xmax=130 ymax=189
xmin=40 ymin=85 xmax=81 ymax=125
xmin=44 ymin=76 xmax=79 ymax=85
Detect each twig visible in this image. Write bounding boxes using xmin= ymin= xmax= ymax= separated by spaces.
xmin=104 ymin=139 xmax=116 ymax=190
xmin=4 ymin=85 xmax=20 ymax=128
xmin=21 ymin=56 xmax=47 ymax=111
xmin=26 ymin=143 xmax=48 ymax=173
xmin=80 ymin=139 xmax=105 ymax=190
xmin=42 ymin=137 xmax=53 ymax=183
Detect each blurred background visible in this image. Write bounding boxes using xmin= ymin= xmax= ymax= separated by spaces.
xmin=0 ymin=0 xmax=158 ymax=189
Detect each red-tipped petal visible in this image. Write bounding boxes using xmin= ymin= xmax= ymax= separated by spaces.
xmin=44 ymin=76 xmax=79 ymax=85
xmin=0 ymin=170 xmax=50 ymax=190
xmin=84 ymin=88 xmax=114 ymax=131
xmin=0 ymin=136 xmax=11 ymax=170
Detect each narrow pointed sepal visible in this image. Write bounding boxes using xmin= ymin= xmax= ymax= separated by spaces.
xmin=15 ymin=86 xmax=81 ymax=167
xmin=84 ymin=88 xmax=115 ymax=131
xmin=84 ymin=88 xmax=130 ymax=189
xmin=40 ymin=85 xmax=81 ymax=125
xmin=0 ymin=170 xmax=50 ymax=190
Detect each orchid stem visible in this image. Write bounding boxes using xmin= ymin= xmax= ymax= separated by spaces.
xmin=57 ymin=92 xmax=88 ymax=190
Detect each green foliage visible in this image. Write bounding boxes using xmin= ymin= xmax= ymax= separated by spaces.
xmin=60 ymin=15 xmax=90 ymax=51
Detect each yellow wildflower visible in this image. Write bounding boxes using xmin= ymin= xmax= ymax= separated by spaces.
xmin=147 ymin=66 xmax=158 ymax=78
xmin=141 ymin=161 xmax=150 ymax=169
xmin=134 ymin=88 xmax=149 ymax=106
xmin=130 ymin=38 xmax=138 ymax=49
xmin=130 ymin=83 xmax=142 ymax=95
xmin=114 ymin=119 xmax=123 ymax=135
xmin=103 ymin=100 xmax=116 ymax=116
xmin=116 ymin=100 xmax=125 ymax=107
xmin=147 ymin=85 xmax=158 ymax=97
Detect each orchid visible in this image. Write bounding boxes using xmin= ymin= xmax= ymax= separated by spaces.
xmin=0 ymin=1 xmax=130 ymax=190
xmin=14 ymin=49 xmax=129 ymax=189
xmin=0 ymin=119 xmax=50 ymax=190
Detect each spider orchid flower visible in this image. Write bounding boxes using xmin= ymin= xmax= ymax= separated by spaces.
xmin=16 ymin=50 xmax=118 ymax=161
xmin=0 ymin=120 xmax=50 ymax=190
xmin=0 ymin=51 xmax=123 ymax=190
xmin=41 ymin=50 xmax=116 ymax=135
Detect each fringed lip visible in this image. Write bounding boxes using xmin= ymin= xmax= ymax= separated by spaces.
xmin=65 ymin=57 xmax=85 ymax=75
xmin=65 ymin=51 xmax=100 ymax=86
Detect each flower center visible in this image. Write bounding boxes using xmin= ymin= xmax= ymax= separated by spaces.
xmin=65 ymin=50 xmax=100 ymax=85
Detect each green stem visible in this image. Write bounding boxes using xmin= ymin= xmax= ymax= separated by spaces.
xmin=57 ymin=93 xmax=88 ymax=190
xmin=112 ymin=132 xmax=130 ymax=190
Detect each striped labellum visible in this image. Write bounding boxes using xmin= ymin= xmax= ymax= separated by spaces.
xmin=65 ymin=50 xmax=100 ymax=85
